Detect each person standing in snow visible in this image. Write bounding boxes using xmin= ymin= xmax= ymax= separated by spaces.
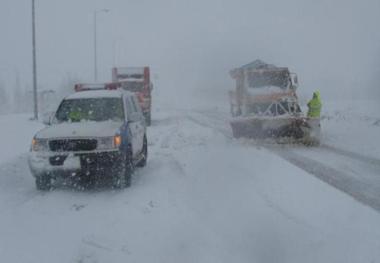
xmin=307 ymin=91 xmax=322 ymax=118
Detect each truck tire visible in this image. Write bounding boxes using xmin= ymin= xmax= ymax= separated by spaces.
xmin=35 ymin=174 xmax=52 ymax=191
xmin=136 ymin=136 xmax=148 ymax=167
xmin=125 ymin=151 xmax=133 ymax=187
xmin=144 ymin=112 xmax=151 ymax=126
xmin=112 ymin=150 xmax=133 ymax=189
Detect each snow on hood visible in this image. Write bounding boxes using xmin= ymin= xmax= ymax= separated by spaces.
xmin=35 ymin=121 xmax=123 ymax=139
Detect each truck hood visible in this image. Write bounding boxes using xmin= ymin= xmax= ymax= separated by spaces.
xmin=35 ymin=121 xmax=123 ymax=139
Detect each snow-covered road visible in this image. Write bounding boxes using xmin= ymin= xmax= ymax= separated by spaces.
xmin=187 ymin=107 xmax=380 ymax=213
xmin=272 ymin=144 xmax=380 ymax=212
xmin=0 ymin=109 xmax=380 ymax=263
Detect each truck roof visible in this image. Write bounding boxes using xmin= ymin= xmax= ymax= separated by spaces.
xmin=240 ymin=59 xmax=277 ymax=70
xmin=230 ymin=59 xmax=290 ymax=80
xmin=66 ymin=89 xmax=131 ymax=100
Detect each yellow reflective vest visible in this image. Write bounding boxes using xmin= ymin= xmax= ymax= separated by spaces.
xmin=307 ymin=91 xmax=322 ymax=118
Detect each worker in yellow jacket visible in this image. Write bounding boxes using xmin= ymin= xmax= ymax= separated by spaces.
xmin=307 ymin=91 xmax=322 ymax=118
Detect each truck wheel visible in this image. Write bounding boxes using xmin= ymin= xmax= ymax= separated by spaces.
xmin=145 ymin=112 xmax=151 ymax=126
xmin=35 ymin=174 xmax=52 ymax=191
xmin=136 ymin=136 xmax=148 ymax=167
xmin=112 ymin=150 xmax=133 ymax=189
xmin=125 ymin=149 xmax=133 ymax=187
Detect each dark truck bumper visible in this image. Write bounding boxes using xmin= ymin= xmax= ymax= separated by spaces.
xmin=28 ymin=150 xmax=124 ymax=178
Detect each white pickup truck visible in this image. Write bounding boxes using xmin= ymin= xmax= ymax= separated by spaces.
xmin=28 ymin=88 xmax=148 ymax=190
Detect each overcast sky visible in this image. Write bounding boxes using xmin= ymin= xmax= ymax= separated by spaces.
xmin=1 ymin=0 xmax=379 ymax=100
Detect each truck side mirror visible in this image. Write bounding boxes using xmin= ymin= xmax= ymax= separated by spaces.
xmin=42 ymin=112 xmax=54 ymax=125
xmin=42 ymin=115 xmax=51 ymax=125
xmin=290 ymin=73 xmax=299 ymax=89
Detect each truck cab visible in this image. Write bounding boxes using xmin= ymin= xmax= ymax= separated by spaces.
xmin=28 ymin=88 xmax=148 ymax=190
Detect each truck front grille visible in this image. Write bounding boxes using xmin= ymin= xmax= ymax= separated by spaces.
xmin=49 ymin=139 xmax=98 ymax=152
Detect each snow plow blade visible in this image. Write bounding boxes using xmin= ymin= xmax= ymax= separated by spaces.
xmin=230 ymin=116 xmax=320 ymax=145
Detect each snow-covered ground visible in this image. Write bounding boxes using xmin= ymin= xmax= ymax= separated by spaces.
xmin=0 ymin=98 xmax=380 ymax=263
xmin=321 ymin=99 xmax=380 ymax=159
xmin=0 ymin=114 xmax=43 ymax=165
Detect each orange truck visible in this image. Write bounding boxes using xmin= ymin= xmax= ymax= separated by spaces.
xmin=112 ymin=67 xmax=153 ymax=125
xmin=229 ymin=60 xmax=320 ymax=145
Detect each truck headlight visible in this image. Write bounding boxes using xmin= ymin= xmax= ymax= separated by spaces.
xmin=113 ymin=135 xmax=122 ymax=148
xmin=97 ymin=136 xmax=122 ymax=150
xmin=31 ymin=138 xmax=49 ymax=152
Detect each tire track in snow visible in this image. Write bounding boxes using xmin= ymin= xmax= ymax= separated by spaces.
xmin=190 ymin=108 xmax=380 ymax=167
xmin=270 ymin=147 xmax=380 ymax=213
xmin=185 ymin=108 xmax=380 ymax=213
xmin=320 ymin=144 xmax=380 ymax=168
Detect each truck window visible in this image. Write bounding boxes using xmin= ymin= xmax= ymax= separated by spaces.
xmin=125 ymin=96 xmax=136 ymax=117
xmin=131 ymin=96 xmax=141 ymax=113
xmin=55 ymin=98 xmax=124 ymax=123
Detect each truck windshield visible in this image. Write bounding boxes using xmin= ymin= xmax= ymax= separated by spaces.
xmin=55 ymin=98 xmax=124 ymax=123
xmin=248 ymin=71 xmax=289 ymax=89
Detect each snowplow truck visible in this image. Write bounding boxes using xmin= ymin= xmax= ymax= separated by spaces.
xmin=112 ymin=67 xmax=153 ymax=125
xmin=229 ymin=60 xmax=320 ymax=145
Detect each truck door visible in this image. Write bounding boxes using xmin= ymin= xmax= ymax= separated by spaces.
xmin=130 ymin=95 xmax=145 ymax=152
xmin=124 ymin=96 xmax=140 ymax=157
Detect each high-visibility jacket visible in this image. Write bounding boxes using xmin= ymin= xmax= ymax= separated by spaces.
xmin=307 ymin=91 xmax=322 ymax=118
xmin=69 ymin=110 xmax=87 ymax=122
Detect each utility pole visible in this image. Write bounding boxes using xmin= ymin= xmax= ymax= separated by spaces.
xmin=94 ymin=11 xmax=97 ymax=82
xmin=32 ymin=0 xmax=38 ymax=119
